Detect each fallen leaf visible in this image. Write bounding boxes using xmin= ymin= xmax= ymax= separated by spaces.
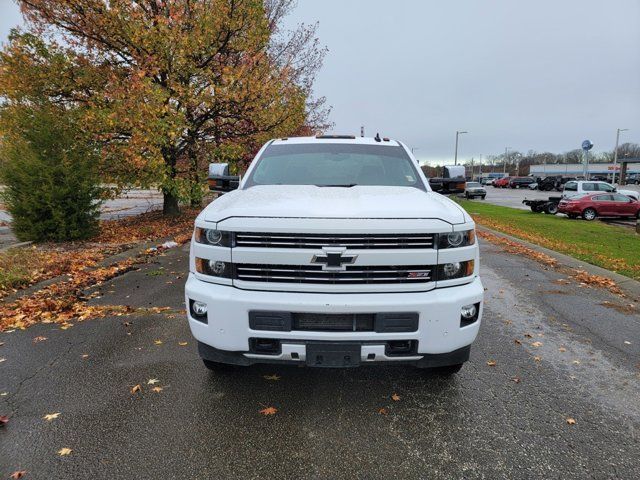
xmin=43 ymin=413 xmax=61 ymax=421
xmin=0 ymin=358 xmax=6 ymax=363
xmin=263 ymin=374 xmax=281 ymax=381
xmin=0 ymin=415 xmax=9 ymax=426
xmin=512 ymin=377 xmax=521 ymax=383
xmin=81 ymin=354 xmax=89 ymax=359
xmin=533 ymin=356 xmax=542 ymax=362
xmin=558 ymin=347 xmax=566 ymax=352
xmin=9 ymin=470 xmax=27 ymax=479
xmin=130 ymin=384 xmax=141 ymax=394
xmin=33 ymin=336 xmax=47 ymax=343
xmin=147 ymin=379 xmax=159 ymax=385
xmin=154 ymin=340 xmax=163 ymax=345
xmin=57 ymin=448 xmax=72 ymax=456
xmin=59 ymin=323 xmax=73 ymax=330
xmin=531 ymin=341 xmax=543 ymax=348
xmin=0 ymin=392 xmax=7 ymax=396
xmin=378 ymin=407 xmax=388 ymax=415
xmin=391 ymin=393 xmax=401 ymax=401
xmin=524 ymin=333 xmax=533 ymax=338
xmin=624 ymin=341 xmax=631 ymax=345
xmin=259 ymin=406 xmax=278 ymax=415
xmin=572 ymin=360 xmax=581 ymax=365
xmin=486 ymin=360 xmax=497 ymax=367
xmin=178 ymin=341 xmax=188 ymax=346
xmin=514 ymin=339 xmax=522 ymax=345
xmin=151 ymin=386 xmax=163 ymax=393
xmin=566 ymin=417 xmax=576 ymax=425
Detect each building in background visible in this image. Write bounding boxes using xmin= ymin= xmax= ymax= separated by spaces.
xmin=529 ymin=163 xmax=640 ymax=177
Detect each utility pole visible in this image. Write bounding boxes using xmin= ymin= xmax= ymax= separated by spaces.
xmin=612 ymin=128 xmax=628 ymax=185
xmin=454 ymin=130 xmax=467 ymax=165
xmin=503 ymin=147 xmax=510 ymax=175
xmin=360 ymin=126 xmax=365 ymax=137
xmin=479 ymin=154 xmax=482 ymax=177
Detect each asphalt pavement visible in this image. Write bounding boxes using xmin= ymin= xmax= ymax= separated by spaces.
xmin=1 ymin=241 xmax=639 ymax=479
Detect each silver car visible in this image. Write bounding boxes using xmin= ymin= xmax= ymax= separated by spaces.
xmin=465 ymin=182 xmax=487 ymax=199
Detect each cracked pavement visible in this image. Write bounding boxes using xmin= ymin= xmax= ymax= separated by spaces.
xmin=1 ymin=240 xmax=639 ymax=479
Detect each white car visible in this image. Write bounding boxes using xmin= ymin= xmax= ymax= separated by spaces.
xmin=562 ymin=180 xmax=639 ymax=201
xmin=185 ymin=135 xmax=483 ymax=375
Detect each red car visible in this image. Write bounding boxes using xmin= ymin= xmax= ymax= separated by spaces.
xmin=493 ymin=176 xmax=512 ymax=188
xmin=558 ymin=193 xmax=640 ymax=220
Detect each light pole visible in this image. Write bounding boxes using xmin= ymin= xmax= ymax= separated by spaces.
xmin=612 ymin=128 xmax=628 ymax=185
xmin=454 ymin=130 xmax=467 ymax=165
xmin=503 ymin=147 xmax=511 ymax=175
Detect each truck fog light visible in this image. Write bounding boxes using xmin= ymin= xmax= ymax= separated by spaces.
xmin=443 ymin=262 xmax=462 ymax=278
xmin=461 ymin=304 xmax=477 ymax=319
xmin=192 ymin=301 xmax=208 ymax=316
xmin=209 ymin=260 xmax=226 ymax=275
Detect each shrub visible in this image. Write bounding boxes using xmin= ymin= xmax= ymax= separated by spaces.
xmin=0 ymin=105 xmax=103 ymax=242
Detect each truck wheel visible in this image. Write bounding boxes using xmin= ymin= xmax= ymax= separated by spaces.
xmin=545 ymin=203 xmax=558 ymax=215
xmin=531 ymin=205 xmax=541 ymax=213
xmin=430 ymin=364 xmax=464 ymax=376
xmin=582 ymin=208 xmax=597 ymax=221
xmin=481 ymin=195 xmax=486 ymax=200
xmin=465 ymin=193 xmax=470 ymax=199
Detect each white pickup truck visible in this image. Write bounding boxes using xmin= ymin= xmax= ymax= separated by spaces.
xmin=185 ymin=135 xmax=483 ymax=375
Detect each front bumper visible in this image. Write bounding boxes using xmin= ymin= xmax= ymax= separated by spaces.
xmin=185 ymin=274 xmax=484 ymax=365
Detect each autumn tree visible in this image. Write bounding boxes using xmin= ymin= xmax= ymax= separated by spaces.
xmin=7 ymin=0 xmax=329 ymax=215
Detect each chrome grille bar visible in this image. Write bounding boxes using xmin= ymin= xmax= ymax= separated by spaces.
xmin=235 ymin=232 xmax=435 ymax=249
xmin=235 ymin=264 xmax=433 ymax=284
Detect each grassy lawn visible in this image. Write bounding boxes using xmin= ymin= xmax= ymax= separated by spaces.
xmin=456 ymin=199 xmax=640 ymax=280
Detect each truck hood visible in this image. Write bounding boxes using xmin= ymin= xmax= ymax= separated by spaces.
xmin=200 ymin=185 xmax=469 ymax=224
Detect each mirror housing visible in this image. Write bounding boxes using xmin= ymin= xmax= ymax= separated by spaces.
xmin=208 ymin=163 xmax=239 ymax=194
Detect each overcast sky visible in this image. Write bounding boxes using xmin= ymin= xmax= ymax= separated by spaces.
xmin=2 ymin=0 xmax=639 ymax=165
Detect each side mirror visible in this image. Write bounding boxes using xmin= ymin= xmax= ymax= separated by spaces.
xmin=207 ymin=163 xmax=240 ymax=194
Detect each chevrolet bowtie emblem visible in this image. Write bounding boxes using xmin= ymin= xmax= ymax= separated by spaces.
xmin=311 ymin=247 xmax=357 ymax=271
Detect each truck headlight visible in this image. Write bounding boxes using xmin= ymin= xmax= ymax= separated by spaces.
xmin=195 ymin=258 xmax=234 ymax=278
xmin=438 ymin=260 xmax=474 ymax=280
xmin=438 ymin=230 xmax=475 ymax=248
xmin=194 ymin=228 xmax=234 ymax=247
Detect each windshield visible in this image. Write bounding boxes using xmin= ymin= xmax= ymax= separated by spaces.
xmin=245 ymin=143 xmax=425 ymax=189
xmin=467 ymin=182 xmax=481 ymax=187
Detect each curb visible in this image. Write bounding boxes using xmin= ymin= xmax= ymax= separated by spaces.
xmin=477 ymin=225 xmax=640 ymax=300
xmin=0 ymin=241 xmax=33 ymax=252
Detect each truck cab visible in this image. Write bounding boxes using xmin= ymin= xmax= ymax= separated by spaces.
xmin=185 ymin=136 xmax=483 ymax=375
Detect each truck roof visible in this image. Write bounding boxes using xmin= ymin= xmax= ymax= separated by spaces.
xmin=271 ymin=136 xmax=402 ymax=147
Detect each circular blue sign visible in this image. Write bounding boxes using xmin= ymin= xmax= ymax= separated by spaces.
xmin=582 ymin=140 xmax=593 ymax=150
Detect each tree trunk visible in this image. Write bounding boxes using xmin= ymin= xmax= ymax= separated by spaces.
xmin=162 ymin=190 xmax=180 ymax=216
xmin=161 ymin=146 xmax=180 ymax=216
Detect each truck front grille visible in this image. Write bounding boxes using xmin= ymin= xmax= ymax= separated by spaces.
xmin=235 ymin=264 xmax=433 ymax=284
xmin=235 ymin=232 xmax=435 ymax=249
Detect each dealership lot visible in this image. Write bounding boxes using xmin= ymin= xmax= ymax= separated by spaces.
xmin=1 ymin=241 xmax=639 ymax=479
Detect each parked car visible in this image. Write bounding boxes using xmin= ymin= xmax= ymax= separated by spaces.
xmin=562 ymin=181 xmax=640 ymax=201
xmin=464 ymin=182 xmax=487 ymax=199
xmin=509 ymin=177 xmax=536 ymax=189
xmin=493 ymin=176 xmax=512 ymax=188
xmin=480 ymin=177 xmax=494 ymax=186
xmin=624 ymin=173 xmax=640 ymax=185
xmin=558 ymin=193 xmax=640 ymax=220
xmin=190 ymin=135 xmax=483 ymax=375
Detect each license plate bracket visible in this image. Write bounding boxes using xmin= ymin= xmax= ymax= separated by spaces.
xmin=306 ymin=343 xmax=361 ymax=368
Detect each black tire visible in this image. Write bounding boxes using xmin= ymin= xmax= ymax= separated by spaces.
xmin=429 ymin=363 xmax=464 ymax=376
xmin=545 ymin=203 xmax=558 ymax=215
xmin=481 ymin=195 xmax=486 ymax=200
xmin=531 ymin=205 xmax=542 ymax=213
xmin=582 ymin=208 xmax=597 ymax=221
xmin=465 ymin=193 xmax=470 ymax=199
xmin=567 ymin=214 xmax=578 ymax=219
